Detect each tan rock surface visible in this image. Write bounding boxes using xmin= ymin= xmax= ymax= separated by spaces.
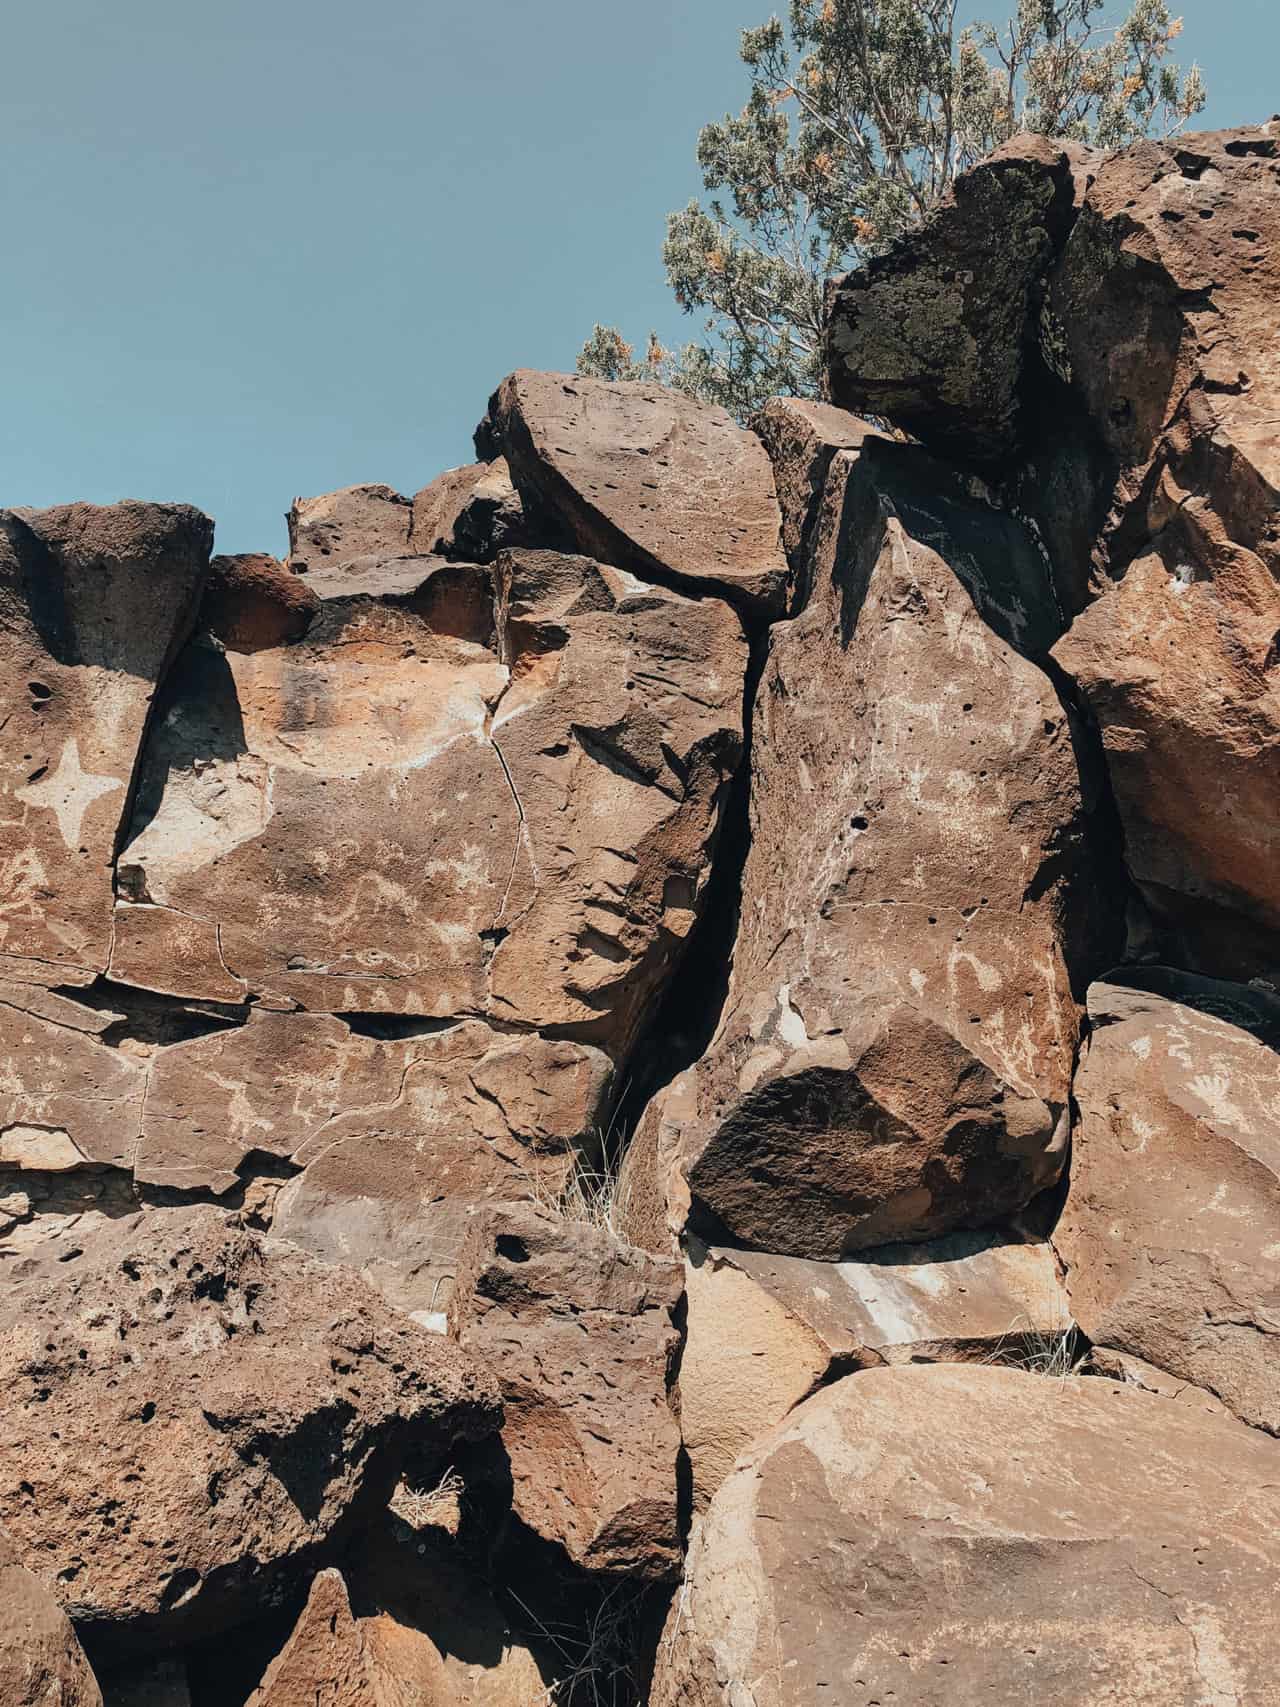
xmin=269 ymin=1024 xmax=610 ymax=1316
xmin=653 ymin=1363 xmax=1280 ymax=1706
xmin=681 ymin=437 xmax=1094 ymax=1258
xmin=287 ymin=484 xmax=411 ymax=576
xmin=450 ymin=1202 xmax=684 ymax=1577
xmin=0 ymin=1526 xmax=103 ymax=1707
xmin=0 ymin=502 xmax=211 ymax=989
xmin=1056 ymin=972 xmax=1280 ymax=1433
xmin=491 ymin=371 xmax=787 ymax=613
xmin=0 ymin=1206 xmax=499 ymax=1651
xmin=680 ymin=1232 xmax=1070 ymax=1508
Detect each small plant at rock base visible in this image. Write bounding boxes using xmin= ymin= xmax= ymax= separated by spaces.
xmin=511 ymin=1581 xmax=650 ymax=1707
xmin=390 ymin=1466 xmax=465 ymax=1534
xmin=983 ymin=1319 xmax=1090 ymax=1380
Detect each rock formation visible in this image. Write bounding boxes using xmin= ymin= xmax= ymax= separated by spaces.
xmin=2 ymin=119 xmax=1278 ymax=1707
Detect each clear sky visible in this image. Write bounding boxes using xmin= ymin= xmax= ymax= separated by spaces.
xmin=1 ymin=0 xmax=1271 ymax=555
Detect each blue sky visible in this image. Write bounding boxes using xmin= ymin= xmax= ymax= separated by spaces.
xmin=1 ymin=0 xmax=1271 ymax=554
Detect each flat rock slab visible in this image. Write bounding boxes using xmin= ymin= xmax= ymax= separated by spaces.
xmin=0 ymin=502 xmax=212 ymax=989
xmin=653 ymin=1363 xmax=1280 ymax=1706
xmin=679 ymin=1233 xmax=1069 ymax=1508
xmin=490 ymin=370 xmax=787 ymax=614
xmin=450 ymin=1202 xmax=684 ymax=1578
xmin=1056 ymin=971 xmax=1280 ymax=1433
xmin=0 ymin=1206 xmax=499 ymax=1654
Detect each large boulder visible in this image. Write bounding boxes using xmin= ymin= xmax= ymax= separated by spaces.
xmin=449 ymin=1203 xmax=684 ymax=1577
xmin=410 ymin=458 xmax=526 ymax=563
xmin=677 ymin=435 xmax=1101 ymax=1259
xmin=0 ymin=1527 xmax=102 ymax=1707
xmin=0 ymin=502 xmax=212 ymax=990
xmin=653 ymin=1363 xmax=1280 ymax=1706
xmin=679 ymin=1232 xmax=1070 ymax=1508
xmin=488 ymin=371 xmax=788 ymax=614
xmin=1056 ymin=971 xmax=1280 ymax=1433
xmin=824 ymin=136 xmax=1089 ymax=467
xmin=0 ymin=1206 xmax=499 ymax=1654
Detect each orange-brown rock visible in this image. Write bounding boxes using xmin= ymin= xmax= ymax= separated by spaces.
xmin=679 ymin=437 xmax=1096 ymax=1258
xmin=653 ymin=1364 xmax=1280 ymax=1706
xmin=287 ymin=484 xmax=411 ymax=576
xmin=0 ymin=1206 xmax=499 ymax=1653
xmin=267 ymin=1023 xmax=610 ymax=1316
xmin=490 ymin=371 xmax=788 ymax=614
xmin=0 ymin=502 xmax=211 ymax=989
xmin=449 ymin=1202 xmax=683 ymax=1577
xmin=201 ymin=554 xmax=319 ymax=652
xmin=117 ymin=545 xmax=744 ymax=1045
xmin=0 ymin=1526 xmax=102 ymax=1707
xmin=484 ymin=549 xmax=746 ymax=1053
xmin=1046 ymin=129 xmax=1280 ymax=974
xmin=1056 ymin=971 xmax=1280 ymax=1433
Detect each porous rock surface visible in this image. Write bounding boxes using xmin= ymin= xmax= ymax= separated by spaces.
xmin=450 ymin=1203 xmax=684 ymax=1578
xmin=679 ymin=434 xmax=1096 ymax=1259
xmin=0 ymin=1206 xmax=498 ymax=1653
xmin=653 ymin=1363 xmax=1280 ymax=1706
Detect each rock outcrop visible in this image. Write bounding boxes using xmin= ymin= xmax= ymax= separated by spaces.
xmin=0 ymin=1207 xmax=498 ymax=1653
xmin=1056 ymin=972 xmax=1280 ymax=1432
xmin=0 ymin=502 xmax=211 ymax=990
xmin=679 ymin=1232 xmax=1070 ymax=1507
xmin=654 ymin=1363 xmax=1280 ymax=1706
xmin=4 ymin=117 xmax=1279 ymax=1707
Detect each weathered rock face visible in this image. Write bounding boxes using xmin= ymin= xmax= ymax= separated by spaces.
xmin=287 ymin=484 xmax=412 ymax=576
xmin=825 ymin=136 xmax=1089 ymax=466
xmin=269 ymin=1023 xmax=611 ymax=1318
xmin=489 ymin=370 xmax=788 ymax=614
xmin=449 ymin=1203 xmax=684 ymax=1578
xmin=679 ymin=435 xmax=1097 ymax=1259
xmin=201 ymin=554 xmax=319 ymax=652
xmin=653 ymin=1363 xmax=1280 ymax=1706
xmin=749 ymin=398 xmax=880 ymax=606
xmin=0 ymin=503 xmax=212 ymax=990
xmin=679 ymin=1231 xmax=1070 ymax=1509
xmin=411 ymin=458 xmax=526 ymax=562
xmin=0 ymin=1207 xmax=499 ymax=1653
xmin=117 ymin=544 xmax=744 ymax=1049
xmin=485 ymin=549 xmax=746 ymax=1052
xmin=1056 ymin=972 xmax=1280 ymax=1433
xmin=0 ymin=1527 xmax=103 ymax=1707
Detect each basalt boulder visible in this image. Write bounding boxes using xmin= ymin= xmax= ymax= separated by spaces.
xmin=0 ymin=1527 xmax=102 ymax=1707
xmin=0 ymin=502 xmax=212 ymax=990
xmin=0 ymin=1206 xmax=499 ymax=1655
xmin=449 ymin=1203 xmax=684 ymax=1578
xmin=678 ymin=435 xmax=1103 ymax=1259
xmin=487 ymin=370 xmax=788 ymax=614
xmin=1056 ymin=972 xmax=1280 ymax=1433
xmin=653 ymin=1364 xmax=1280 ymax=1706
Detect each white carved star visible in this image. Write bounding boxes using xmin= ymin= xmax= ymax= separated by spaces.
xmin=15 ymin=738 xmax=123 ymax=852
